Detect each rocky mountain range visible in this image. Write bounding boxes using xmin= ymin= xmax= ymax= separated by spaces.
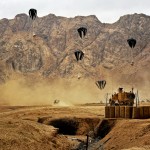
xmin=0 ymin=13 xmax=150 ymax=92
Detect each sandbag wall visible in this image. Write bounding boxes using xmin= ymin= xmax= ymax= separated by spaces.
xmin=105 ymin=106 xmax=150 ymax=119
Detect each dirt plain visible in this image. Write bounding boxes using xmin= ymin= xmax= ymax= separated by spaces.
xmin=0 ymin=104 xmax=150 ymax=150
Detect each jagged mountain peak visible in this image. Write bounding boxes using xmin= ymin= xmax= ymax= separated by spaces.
xmin=115 ymin=13 xmax=150 ymax=27
xmin=15 ymin=13 xmax=28 ymax=18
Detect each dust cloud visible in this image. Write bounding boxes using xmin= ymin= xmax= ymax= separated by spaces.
xmin=0 ymin=66 xmax=149 ymax=106
xmin=0 ymin=77 xmax=110 ymax=106
xmin=109 ymin=66 xmax=150 ymax=100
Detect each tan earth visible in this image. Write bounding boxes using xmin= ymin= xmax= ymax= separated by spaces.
xmin=0 ymin=104 xmax=150 ymax=150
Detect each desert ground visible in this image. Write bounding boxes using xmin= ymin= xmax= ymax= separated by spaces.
xmin=0 ymin=104 xmax=150 ymax=150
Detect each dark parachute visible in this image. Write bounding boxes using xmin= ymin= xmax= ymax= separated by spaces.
xmin=29 ymin=9 xmax=37 ymax=37
xmin=127 ymin=38 xmax=136 ymax=48
xmin=77 ymin=27 xmax=87 ymax=38
xmin=29 ymin=9 xmax=37 ymax=20
xmin=74 ymin=50 xmax=84 ymax=61
xmin=127 ymin=38 xmax=136 ymax=66
xmin=95 ymin=80 xmax=106 ymax=90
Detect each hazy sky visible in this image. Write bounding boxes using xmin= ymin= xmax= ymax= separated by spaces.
xmin=0 ymin=0 xmax=150 ymax=23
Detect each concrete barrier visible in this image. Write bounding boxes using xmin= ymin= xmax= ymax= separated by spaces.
xmin=139 ymin=107 xmax=144 ymax=119
xmin=105 ymin=106 xmax=150 ymax=119
xmin=125 ymin=106 xmax=132 ymax=118
xmin=120 ymin=106 xmax=125 ymax=118
xmin=105 ymin=106 xmax=110 ymax=118
xmin=143 ymin=106 xmax=149 ymax=119
xmin=132 ymin=107 xmax=137 ymax=119
xmin=149 ymin=107 xmax=150 ymax=118
xmin=109 ymin=106 xmax=115 ymax=118
xmin=115 ymin=106 xmax=120 ymax=118
xmin=132 ymin=107 xmax=140 ymax=119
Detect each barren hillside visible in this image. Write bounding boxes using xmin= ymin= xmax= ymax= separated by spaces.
xmin=0 ymin=105 xmax=150 ymax=150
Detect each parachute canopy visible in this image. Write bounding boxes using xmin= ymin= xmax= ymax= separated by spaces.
xmin=74 ymin=50 xmax=84 ymax=61
xmin=127 ymin=38 xmax=136 ymax=48
xmin=95 ymin=80 xmax=106 ymax=90
xmin=29 ymin=8 xmax=37 ymax=20
xmin=77 ymin=27 xmax=87 ymax=38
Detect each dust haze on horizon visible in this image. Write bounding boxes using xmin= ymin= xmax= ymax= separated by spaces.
xmin=0 ymin=77 xmax=107 ymax=106
xmin=0 ymin=71 xmax=149 ymax=106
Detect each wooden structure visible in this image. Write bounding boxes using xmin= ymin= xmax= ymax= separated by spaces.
xmin=105 ymin=106 xmax=150 ymax=119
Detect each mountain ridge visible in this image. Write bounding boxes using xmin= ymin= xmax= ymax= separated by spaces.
xmin=0 ymin=12 xmax=149 ymax=85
